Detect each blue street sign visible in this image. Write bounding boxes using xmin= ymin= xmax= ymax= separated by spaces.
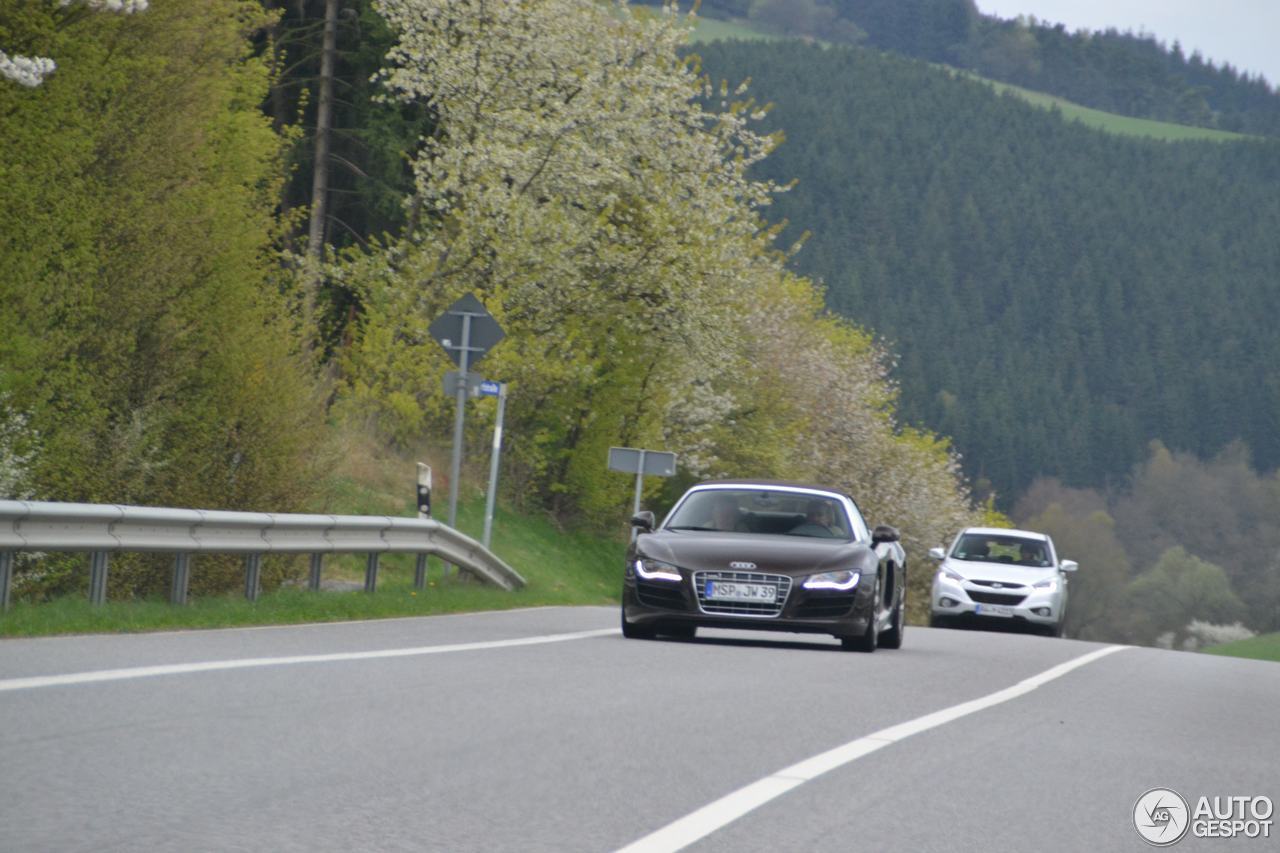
xmin=479 ymin=380 xmax=502 ymax=397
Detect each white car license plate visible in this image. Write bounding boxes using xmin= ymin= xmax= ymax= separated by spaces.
xmin=706 ymin=581 xmax=776 ymax=603
xmin=975 ymin=604 xmax=1014 ymax=617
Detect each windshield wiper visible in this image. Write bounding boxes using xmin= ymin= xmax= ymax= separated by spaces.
xmin=665 ymin=525 xmax=719 ymax=531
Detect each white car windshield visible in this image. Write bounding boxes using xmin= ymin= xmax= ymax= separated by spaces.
xmin=952 ymin=533 xmax=1052 ymax=567
xmin=665 ymin=489 xmax=853 ymax=539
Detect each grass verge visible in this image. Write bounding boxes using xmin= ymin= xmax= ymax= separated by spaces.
xmin=1202 ymin=632 xmax=1280 ymax=663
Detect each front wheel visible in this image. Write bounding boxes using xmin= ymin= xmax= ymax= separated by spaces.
xmin=620 ymin=606 xmax=656 ymax=639
xmin=880 ymin=583 xmax=905 ymax=649
xmin=842 ymin=578 xmax=881 ymax=652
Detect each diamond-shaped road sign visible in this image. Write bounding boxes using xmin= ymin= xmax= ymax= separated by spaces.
xmin=428 ymin=293 xmax=505 ymax=367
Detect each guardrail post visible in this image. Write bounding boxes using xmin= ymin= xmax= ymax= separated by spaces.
xmin=170 ymin=553 xmax=191 ymax=605
xmin=89 ymin=551 xmax=110 ymax=605
xmin=244 ymin=553 xmax=262 ymax=601
xmin=309 ymin=553 xmax=323 ymax=591
xmin=364 ymin=553 xmax=380 ymax=593
xmin=0 ymin=551 xmax=13 ymax=611
xmin=414 ymin=554 xmax=428 ymax=589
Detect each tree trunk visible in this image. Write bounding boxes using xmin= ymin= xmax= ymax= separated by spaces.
xmin=305 ymin=0 xmax=339 ymax=317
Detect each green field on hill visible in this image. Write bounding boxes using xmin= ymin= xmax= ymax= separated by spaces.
xmin=969 ymin=75 xmax=1250 ymax=142
xmin=688 ymin=16 xmax=782 ymax=44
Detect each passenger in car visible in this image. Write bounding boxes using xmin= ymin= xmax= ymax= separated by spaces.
xmin=710 ymin=494 xmax=748 ymax=532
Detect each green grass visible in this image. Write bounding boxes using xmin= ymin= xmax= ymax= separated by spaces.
xmin=1 ymin=447 xmax=628 ymax=637
xmin=1202 ymin=632 xmax=1280 ymax=662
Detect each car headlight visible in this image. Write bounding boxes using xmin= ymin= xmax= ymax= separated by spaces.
xmin=940 ymin=567 xmax=965 ymax=582
xmin=1033 ymin=577 xmax=1058 ymax=592
xmin=803 ymin=570 xmax=861 ymax=591
xmin=634 ymin=558 xmax=681 ymax=582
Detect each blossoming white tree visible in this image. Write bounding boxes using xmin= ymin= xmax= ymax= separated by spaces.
xmin=341 ymin=0 xmax=983 ymax=568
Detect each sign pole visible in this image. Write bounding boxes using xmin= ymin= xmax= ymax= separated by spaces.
xmin=632 ymin=449 xmax=647 ymax=516
xmin=482 ymin=383 xmax=506 ymax=549
xmin=447 ymin=313 xmax=472 ymax=530
xmin=630 ymin=449 xmax=647 ymax=542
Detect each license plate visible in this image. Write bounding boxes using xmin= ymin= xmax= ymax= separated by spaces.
xmin=706 ymin=581 xmax=777 ymax=603
xmin=975 ymin=604 xmax=1014 ymax=617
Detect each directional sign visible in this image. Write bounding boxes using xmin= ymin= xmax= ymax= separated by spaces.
xmin=608 ymin=447 xmax=678 ymax=477
xmin=429 ymin=293 xmax=508 ymax=534
xmin=429 ymin=293 xmax=506 ymax=367
xmin=443 ymin=370 xmax=484 ymax=397
xmin=478 ymin=380 xmax=502 ymax=398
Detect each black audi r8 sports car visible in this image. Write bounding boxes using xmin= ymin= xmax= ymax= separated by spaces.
xmin=621 ymin=480 xmax=907 ymax=651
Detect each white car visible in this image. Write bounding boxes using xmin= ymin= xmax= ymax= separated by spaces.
xmin=928 ymin=527 xmax=1078 ymax=636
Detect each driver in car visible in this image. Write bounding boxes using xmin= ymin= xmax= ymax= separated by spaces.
xmin=1019 ymin=543 xmax=1047 ymax=566
xmin=790 ymin=500 xmax=838 ymax=537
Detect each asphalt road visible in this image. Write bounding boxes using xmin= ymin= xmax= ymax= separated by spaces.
xmin=1 ymin=606 xmax=1277 ymax=852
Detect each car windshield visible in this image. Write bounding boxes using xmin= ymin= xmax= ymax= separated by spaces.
xmin=952 ymin=533 xmax=1052 ymax=567
xmin=665 ymin=489 xmax=853 ymax=539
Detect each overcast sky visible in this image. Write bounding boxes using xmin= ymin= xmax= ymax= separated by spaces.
xmin=976 ymin=1 xmax=1280 ymax=88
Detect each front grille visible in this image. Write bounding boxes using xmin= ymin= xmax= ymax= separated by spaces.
xmin=971 ymin=579 xmax=1026 ymax=589
xmin=693 ymin=570 xmax=791 ymax=618
xmin=794 ymin=594 xmax=857 ymax=619
xmin=636 ymin=579 xmax=688 ymax=610
xmin=968 ymin=590 xmax=1026 ymax=605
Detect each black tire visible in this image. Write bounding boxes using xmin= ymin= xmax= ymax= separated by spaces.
xmin=842 ymin=578 xmax=881 ymax=652
xmin=881 ymin=582 xmax=905 ymax=650
xmin=928 ymin=614 xmax=949 ymax=629
xmin=620 ymin=606 xmax=656 ymax=639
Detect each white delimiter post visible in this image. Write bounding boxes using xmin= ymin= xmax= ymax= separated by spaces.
xmin=482 ymin=384 xmax=507 ymax=549
xmin=415 ymin=462 xmax=431 ymax=588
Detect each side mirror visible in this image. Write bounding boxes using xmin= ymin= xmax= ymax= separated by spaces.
xmin=871 ymin=524 xmax=900 ymax=544
xmin=631 ymin=511 xmax=655 ymax=533
xmin=928 ymin=546 xmax=946 ymax=561
xmin=1060 ymin=559 xmax=1079 ymax=573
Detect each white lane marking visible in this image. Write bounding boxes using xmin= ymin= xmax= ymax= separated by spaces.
xmin=616 ymin=644 xmax=1128 ymax=853
xmin=0 ymin=628 xmax=619 ymax=692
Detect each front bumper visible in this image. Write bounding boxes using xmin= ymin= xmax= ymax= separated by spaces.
xmin=622 ymin=569 xmax=874 ymax=638
xmin=930 ymin=576 xmax=1061 ymax=626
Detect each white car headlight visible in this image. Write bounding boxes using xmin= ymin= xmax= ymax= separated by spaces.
xmin=1033 ymin=577 xmax=1058 ymax=592
xmin=940 ymin=567 xmax=965 ymax=582
xmin=803 ymin=570 xmax=861 ymax=591
xmin=634 ymin=558 xmax=681 ymax=582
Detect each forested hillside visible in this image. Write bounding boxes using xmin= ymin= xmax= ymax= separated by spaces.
xmin=676 ymin=0 xmax=1280 ymax=136
xmin=694 ymin=39 xmax=1280 ymax=501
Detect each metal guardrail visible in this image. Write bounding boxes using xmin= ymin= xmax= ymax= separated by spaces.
xmin=0 ymin=500 xmax=526 ymax=609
